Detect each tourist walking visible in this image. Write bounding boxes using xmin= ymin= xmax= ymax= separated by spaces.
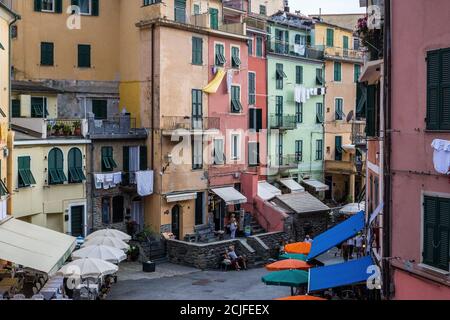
xmin=228 ymin=217 xmax=238 ymax=239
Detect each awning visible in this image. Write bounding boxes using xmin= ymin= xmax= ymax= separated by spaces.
xmin=203 ymin=68 xmax=226 ymax=94
xmin=301 ymin=179 xmax=329 ymax=192
xmin=340 ymin=202 xmax=365 ymax=215
xmin=0 ymin=218 xmax=76 ymax=275
xmin=359 ymin=59 xmax=383 ymax=85
xmin=307 ymin=211 xmax=365 ymax=260
xmin=276 ymin=192 xmax=330 ymax=214
xmin=212 ymin=187 xmax=247 ymax=205
xmin=369 ymin=202 xmax=384 ymax=224
xmin=279 ymin=178 xmax=305 ymax=193
xmin=165 ymin=192 xmax=198 ymax=203
xmin=342 ymin=144 xmax=356 ymax=154
xmin=308 ymin=256 xmax=374 ymax=292
xmin=258 ymin=181 xmax=282 ymax=201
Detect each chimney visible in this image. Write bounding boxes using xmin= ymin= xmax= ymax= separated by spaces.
xmin=284 ymin=0 xmax=290 ymax=12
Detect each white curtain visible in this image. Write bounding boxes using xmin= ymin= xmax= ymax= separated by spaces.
xmin=131 ymin=200 xmax=144 ymax=232
xmin=129 ymin=147 xmax=140 ymax=184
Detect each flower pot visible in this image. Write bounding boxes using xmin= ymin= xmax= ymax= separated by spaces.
xmin=74 ymin=128 xmax=82 ymax=136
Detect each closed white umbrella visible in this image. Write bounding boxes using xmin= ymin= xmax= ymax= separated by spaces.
xmin=57 ymin=258 xmax=118 ymax=278
xmin=340 ymin=202 xmax=366 ymax=215
xmin=86 ymin=229 xmax=131 ymax=242
xmin=72 ymin=245 xmax=127 ymax=264
xmin=82 ymin=236 xmax=130 ymax=252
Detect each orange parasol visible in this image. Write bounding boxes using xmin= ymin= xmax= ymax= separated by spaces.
xmin=275 ymin=295 xmax=326 ymax=301
xmin=265 ymin=259 xmax=313 ymax=271
xmin=285 ymin=242 xmax=312 ymax=255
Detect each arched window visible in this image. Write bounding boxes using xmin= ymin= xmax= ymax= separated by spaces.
xmin=68 ymin=148 xmax=86 ymax=184
xmin=48 ymin=148 xmax=67 ymax=185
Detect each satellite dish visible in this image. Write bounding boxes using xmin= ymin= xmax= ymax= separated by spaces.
xmin=347 ymin=110 xmax=354 ymax=122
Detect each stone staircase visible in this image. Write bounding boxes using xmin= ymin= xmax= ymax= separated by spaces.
xmin=250 ymin=216 xmax=266 ymax=235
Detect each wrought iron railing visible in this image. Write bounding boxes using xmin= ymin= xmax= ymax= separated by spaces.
xmin=269 ymin=115 xmax=298 ymax=130
xmin=267 ymin=41 xmax=324 ymax=60
xmin=352 ymin=121 xmax=367 ymax=146
xmin=88 ymin=117 xmax=138 ymax=136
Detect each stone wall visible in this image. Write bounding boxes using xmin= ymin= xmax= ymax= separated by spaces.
xmin=255 ymin=232 xmax=290 ymax=259
xmin=292 ymin=212 xmax=329 ymax=242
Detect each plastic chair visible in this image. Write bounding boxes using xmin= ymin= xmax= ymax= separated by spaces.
xmin=12 ymin=294 xmax=26 ymax=300
xmin=32 ymin=294 xmax=45 ymax=300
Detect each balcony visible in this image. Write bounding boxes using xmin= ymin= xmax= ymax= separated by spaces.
xmin=244 ymin=15 xmax=267 ymax=31
xmin=267 ymin=41 xmax=324 ymax=60
xmin=352 ymin=121 xmax=367 ymax=147
xmin=325 ymin=160 xmax=356 ymax=175
xmin=161 ymin=116 xmax=220 ymax=136
xmin=11 ymin=117 xmax=88 ymax=139
xmin=269 ymin=155 xmax=299 ymax=170
xmin=223 ymin=0 xmax=248 ymax=12
xmin=87 ymin=116 xmax=147 ymax=140
xmin=324 ymin=46 xmax=364 ymax=62
xmin=269 ymin=115 xmax=297 ymax=130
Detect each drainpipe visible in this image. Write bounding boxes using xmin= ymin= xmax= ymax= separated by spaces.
xmin=151 ymin=24 xmax=155 ymax=170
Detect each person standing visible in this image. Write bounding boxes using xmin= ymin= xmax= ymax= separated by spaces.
xmin=346 ymin=237 xmax=355 ymax=260
xmin=355 ymin=233 xmax=364 ymax=258
xmin=229 ymin=217 xmax=238 ymax=239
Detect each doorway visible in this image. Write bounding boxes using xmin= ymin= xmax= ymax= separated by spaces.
xmin=131 ymin=197 xmax=144 ymax=232
xmin=70 ymin=206 xmax=84 ymax=237
xmin=325 ymin=176 xmax=332 ymax=200
xmin=195 ymin=192 xmax=204 ymax=226
xmin=171 ymin=205 xmax=181 ymax=240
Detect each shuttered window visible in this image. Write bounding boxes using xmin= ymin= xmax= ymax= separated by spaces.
xmin=231 ymin=86 xmax=242 ymax=113
xmin=334 ymin=62 xmax=342 ymax=81
xmin=276 ymin=63 xmax=286 ymax=90
xmin=232 ymin=47 xmax=241 ymax=68
xmin=248 ymin=142 xmax=260 ymax=167
xmin=192 ymin=37 xmax=203 ymax=65
xmin=213 ymin=139 xmax=224 ymax=165
xmin=72 ymin=0 xmax=99 ymax=16
xmin=295 ymin=102 xmax=303 ymax=124
xmin=78 ymin=44 xmax=91 ymax=68
xmin=18 ymin=157 xmax=36 ymax=188
xmin=35 ymin=0 xmax=63 ymax=13
xmin=316 ymin=103 xmax=324 ymax=124
xmin=249 ymin=108 xmax=262 ymax=132
xmin=366 ymin=84 xmax=377 ymax=136
xmin=326 ymin=28 xmax=334 ymax=47
xmin=248 ymin=72 xmax=256 ymax=105
xmin=209 ymin=8 xmax=218 ymax=30
xmin=296 ymin=66 xmax=303 ymax=84
xmin=12 ymin=100 xmax=21 ymax=118
xmin=41 ymin=42 xmax=54 ymax=66
xmin=316 ymin=140 xmax=323 ymax=161
xmin=295 ymin=140 xmax=303 ymax=163
xmin=48 ymin=148 xmax=67 ymax=185
xmin=354 ymin=64 xmax=361 ymax=83
xmin=423 ymin=196 xmax=450 ymax=271
xmin=256 ymin=37 xmax=263 ymax=57
xmin=427 ymin=48 xmax=450 ymax=130
xmin=215 ymin=43 xmax=226 ymax=66
xmin=174 ymin=0 xmax=186 ymax=23
xmin=335 ymin=136 xmax=343 ymax=161
xmin=101 ymin=147 xmax=117 ymax=172
xmin=68 ymin=148 xmax=86 ymax=183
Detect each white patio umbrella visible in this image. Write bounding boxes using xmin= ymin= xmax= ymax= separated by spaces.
xmin=85 ymin=229 xmax=131 ymax=242
xmin=57 ymin=258 xmax=118 ymax=278
xmin=72 ymin=245 xmax=127 ymax=264
xmin=82 ymin=236 xmax=130 ymax=252
xmin=340 ymin=202 xmax=366 ymax=215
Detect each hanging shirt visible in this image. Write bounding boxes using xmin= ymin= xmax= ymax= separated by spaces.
xmin=431 ymin=139 xmax=450 ymax=174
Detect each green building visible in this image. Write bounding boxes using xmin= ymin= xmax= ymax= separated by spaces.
xmin=266 ymin=13 xmax=325 ymax=183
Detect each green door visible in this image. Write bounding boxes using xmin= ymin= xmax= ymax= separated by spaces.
xmin=174 ymin=0 xmax=186 ymax=23
xmin=343 ymin=36 xmax=349 ymax=56
xmin=71 ymin=206 xmax=84 ymax=237
xmin=210 ymin=8 xmax=218 ymax=30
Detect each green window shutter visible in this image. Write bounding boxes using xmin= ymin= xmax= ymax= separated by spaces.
xmin=354 ymin=64 xmax=361 ymax=83
xmin=256 ymin=109 xmax=262 ymax=132
xmin=55 ymin=0 xmax=63 ymax=13
xmin=296 ymin=66 xmax=303 ymax=84
xmin=231 ymin=86 xmax=241 ymax=113
xmin=366 ymin=84 xmax=376 ymax=136
xmin=123 ymin=146 xmax=130 ymax=172
xmin=248 ymin=72 xmax=256 ymax=105
xmin=423 ymin=196 xmax=439 ymax=268
xmin=41 ymin=42 xmax=54 ymax=66
xmin=68 ymin=148 xmax=84 ymax=183
xmin=140 ymin=146 xmax=148 ymax=171
xmin=427 ymin=51 xmax=440 ymax=130
xmin=335 ymin=136 xmax=343 ymax=161
xmin=92 ymin=0 xmax=99 ymax=16
xmin=174 ymin=0 xmax=186 ymax=23
xmin=249 ymin=108 xmax=256 ymax=130
xmin=34 ymin=0 xmax=42 ymax=11
xmin=256 ymin=37 xmax=263 ymax=57
xmin=78 ymin=44 xmax=91 ymax=68
xmin=192 ymin=37 xmax=203 ymax=65
xmin=210 ymin=8 xmax=218 ymax=30
xmin=72 ymin=0 xmax=80 ymax=6
xmin=232 ymin=47 xmax=241 ymax=68
xmin=12 ymin=100 xmax=21 ymax=118
xmin=437 ymin=198 xmax=450 ymax=271
xmin=327 ymin=29 xmax=334 ymax=47
xmin=440 ymin=49 xmax=450 ymax=130
xmin=343 ymin=36 xmax=349 ymax=49
xmin=334 ymin=62 xmax=341 ymax=81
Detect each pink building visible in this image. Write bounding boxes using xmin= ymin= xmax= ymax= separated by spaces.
xmin=387 ymin=0 xmax=450 ymax=299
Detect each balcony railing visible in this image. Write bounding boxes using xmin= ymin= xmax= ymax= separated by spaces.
xmin=267 ymin=41 xmax=324 ymax=60
xmin=324 ymin=46 xmax=364 ymax=61
xmin=88 ymin=116 xmax=147 ymax=139
xmin=270 ymin=154 xmax=299 ymax=170
xmin=46 ymin=119 xmax=86 ymax=139
xmin=245 ymin=15 xmax=267 ymax=31
xmin=223 ymin=0 xmax=247 ymax=12
xmin=161 ymin=116 xmax=220 ymax=132
xmin=269 ymin=115 xmax=298 ymax=130
xmin=352 ymin=121 xmax=367 ymax=146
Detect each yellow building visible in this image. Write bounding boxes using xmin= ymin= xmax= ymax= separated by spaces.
xmin=313 ymin=20 xmax=365 ymax=203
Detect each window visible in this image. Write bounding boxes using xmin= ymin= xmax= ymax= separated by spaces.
xmin=42 ymin=0 xmax=55 ymax=12
xmin=48 ymin=148 xmax=67 ymax=185
xmin=144 ymin=0 xmax=161 ymax=6
xmin=354 ymin=64 xmax=361 ymax=83
xmin=92 ymin=100 xmax=107 ymax=120
xmin=68 ymin=148 xmax=86 ymax=183
xmin=248 ymin=72 xmax=256 ymax=105
xmin=249 ymin=108 xmax=262 ymax=132
xmin=426 ymin=48 xmax=450 ymax=130
xmin=215 ymin=43 xmax=226 ymax=66
xmin=343 ymin=35 xmax=349 ymax=56
xmin=248 ymin=38 xmax=253 ymax=56
xmin=213 ymin=139 xmax=224 ymax=165
xmin=295 ymin=102 xmax=303 ymax=124
xmin=231 ymin=86 xmax=242 ymax=113
xmin=73 ymin=0 xmax=99 ymax=16
xmin=209 ymin=8 xmax=218 ymax=30
xmin=277 ymin=133 xmax=283 ymax=165
xmin=231 ymin=134 xmax=240 ymax=160
xmin=256 ymin=37 xmax=263 ymax=57
xmin=326 ymin=28 xmax=334 ymax=47
xmin=366 ymin=84 xmax=378 ymax=136
xmin=12 ymin=100 xmax=21 ymax=118
xmin=35 ymin=0 xmax=63 ymax=13
xmin=123 ymin=146 xmax=148 ymax=184
xmin=335 ymin=98 xmax=344 ymax=120
xmin=316 ymin=103 xmax=324 ymax=123
xmin=193 ymin=4 xmax=200 ymax=15
xmin=112 ymin=196 xmax=124 ymax=223
xmin=335 ymin=136 xmax=343 ymax=161
xmin=231 ymin=46 xmax=241 ymax=68
xmin=102 ymin=197 xmax=110 ymax=224
xmin=259 ymin=5 xmax=266 ymax=15
xmin=174 ymin=0 xmax=186 ymax=23
xmin=275 ymin=96 xmax=283 ymax=127
xmin=423 ymin=196 xmax=450 ymax=271
xmin=316 ymin=140 xmax=323 ymax=160
xmin=31 ymin=97 xmax=48 ymax=118
xmin=78 ymin=44 xmax=91 ymax=68
xmin=192 ymin=89 xmax=203 ymax=129
xmin=295 ymin=140 xmax=303 ymax=162
xmin=248 ymin=142 xmax=260 ymax=167
xmin=276 ymin=63 xmax=286 ymax=90
xmin=101 ymin=147 xmax=117 ymax=172
xmin=275 ymin=29 xmax=289 ymax=54
xmin=296 ymin=66 xmax=303 ymax=84
xmin=41 ymin=42 xmax=54 ymax=66
xmin=192 ymin=135 xmax=203 ymax=170
xmin=192 ymin=37 xmax=203 ymax=65
xmin=316 ymin=68 xmax=324 ymax=85
xmin=334 ymin=62 xmax=342 ymax=81
xmin=18 ymin=156 xmax=36 ymax=188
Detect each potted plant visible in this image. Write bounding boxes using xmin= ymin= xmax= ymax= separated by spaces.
xmin=127 ymin=245 xmax=140 ymax=262
xmin=73 ymin=121 xmax=82 ymax=136
xmin=63 ymin=124 xmax=72 ymax=136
